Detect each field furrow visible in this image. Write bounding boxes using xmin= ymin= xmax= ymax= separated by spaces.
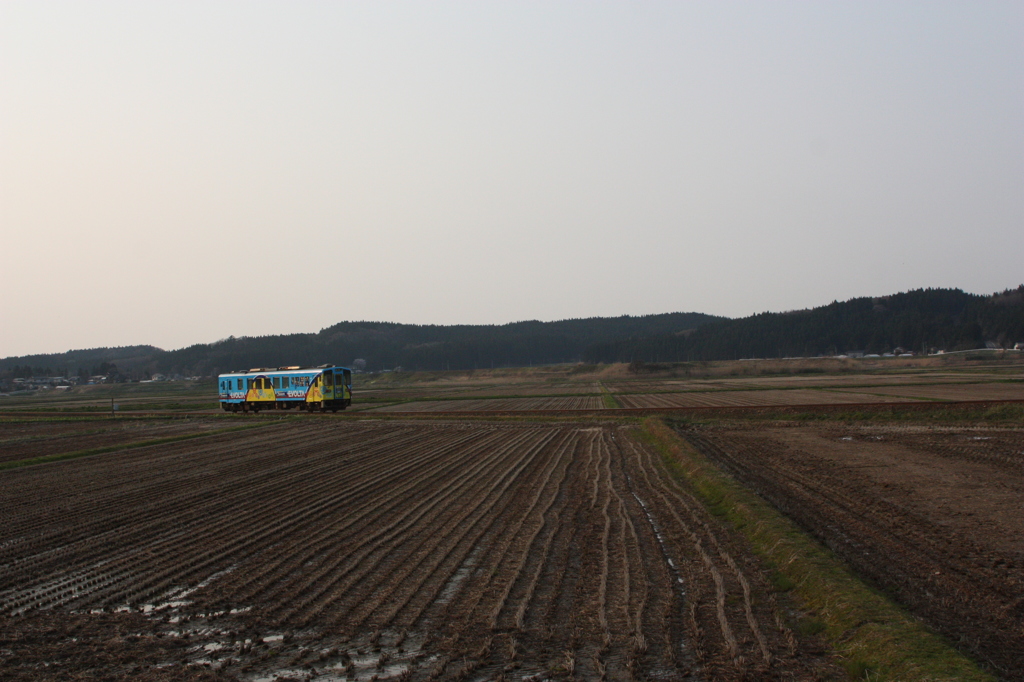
xmin=0 ymin=419 xmax=842 ymax=681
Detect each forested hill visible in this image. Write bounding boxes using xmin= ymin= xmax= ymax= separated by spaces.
xmin=583 ymin=287 xmax=1024 ymax=364
xmin=5 ymin=288 xmax=1022 ymax=380
xmin=0 ymin=312 xmax=721 ymax=378
xmin=158 ymin=313 xmax=720 ymax=375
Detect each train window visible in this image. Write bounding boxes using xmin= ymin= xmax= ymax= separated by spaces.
xmin=324 ymin=372 xmax=333 ymax=387
xmin=237 ymin=379 xmax=242 ymax=390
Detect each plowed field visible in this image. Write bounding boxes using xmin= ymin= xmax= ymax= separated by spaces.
xmin=0 ymin=420 xmax=837 ymax=681
xmin=678 ymin=422 xmax=1024 ymax=680
xmin=615 ymin=389 xmax=919 ymax=409
xmin=372 ymin=396 xmax=603 ymax=412
xmin=606 ymin=373 xmax=1011 ymax=393
xmin=842 ymin=381 xmax=1024 ymax=402
xmin=0 ymin=417 xmax=224 ymax=464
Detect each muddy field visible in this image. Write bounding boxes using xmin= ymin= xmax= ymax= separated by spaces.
xmin=371 ymin=397 xmax=604 ymax=412
xmin=678 ymin=422 xmax=1024 ymax=680
xmin=614 ymin=389 xmax=920 ymax=409
xmin=355 ymin=385 xmax=603 ymax=404
xmin=0 ymin=420 xmax=838 ymax=681
xmin=440 ymin=384 xmax=604 ymax=398
xmin=606 ymin=371 xmax=1019 ymax=393
xmin=842 ymin=381 xmax=1024 ymax=402
xmin=0 ymin=417 xmax=225 ymax=464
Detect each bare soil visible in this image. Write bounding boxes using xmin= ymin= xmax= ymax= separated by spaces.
xmin=678 ymin=422 xmax=1024 ymax=680
xmin=842 ymin=382 xmax=1024 ymax=402
xmin=0 ymin=418 xmax=224 ymax=464
xmin=0 ymin=420 xmax=840 ymax=681
xmin=616 ymin=389 xmax=920 ymax=409
xmin=372 ymin=397 xmax=604 ymax=412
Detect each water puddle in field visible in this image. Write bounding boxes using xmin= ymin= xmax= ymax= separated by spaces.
xmin=140 ymin=564 xmax=238 ymax=613
xmin=0 ymin=563 xmax=125 ymax=616
xmin=239 ymin=629 xmax=422 ymax=681
xmin=631 ymin=491 xmax=686 ymax=589
xmin=436 ymin=545 xmax=484 ymax=604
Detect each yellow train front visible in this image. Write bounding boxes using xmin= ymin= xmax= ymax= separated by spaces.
xmin=218 ymin=365 xmax=352 ymax=413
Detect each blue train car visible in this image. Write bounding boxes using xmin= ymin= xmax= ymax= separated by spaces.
xmin=218 ymin=364 xmax=352 ymax=413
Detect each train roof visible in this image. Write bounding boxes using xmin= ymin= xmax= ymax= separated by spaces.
xmin=218 ymin=365 xmax=350 ymax=377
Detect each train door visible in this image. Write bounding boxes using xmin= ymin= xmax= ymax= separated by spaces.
xmin=323 ymin=370 xmax=335 ymax=400
xmin=306 ymin=373 xmax=323 ymax=404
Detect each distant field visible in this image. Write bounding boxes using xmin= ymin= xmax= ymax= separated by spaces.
xmin=842 ymin=382 xmax=1024 ymax=402
xmin=0 ymin=380 xmax=217 ymax=413
xmin=616 ymin=389 xmax=921 ymax=409
xmin=371 ymin=396 xmax=603 ymax=412
xmin=609 ymin=371 xmax=1016 ymax=393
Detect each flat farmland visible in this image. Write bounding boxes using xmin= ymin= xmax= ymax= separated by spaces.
xmin=615 ymin=389 xmax=920 ymax=409
xmin=0 ymin=383 xmax=218 ymax=413
xmin=679 ymin=422 xmax=1024 ymax=679
xmin=440 ymin=383 xmax=603 ymax=398
xmin=605 ymin=370 xmax=1021 ymax=395
xmin=354 ymin=383 xmax=602 ymax=403
xmin=371 ymin=396 xmax=604 ymax=412
xmin=350 ymin=387 xmax=469 ymax=401
xmin=0 ymin=417 xmax=225 ymax=464
xmin=0 ymin=420 xmax=839 ymax=681
xmin=841 ymin=381 xmax=1024 ymax=402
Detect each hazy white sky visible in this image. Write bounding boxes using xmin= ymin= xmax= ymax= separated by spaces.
xmin=1 ymin=1 xmax=1021 ymax=357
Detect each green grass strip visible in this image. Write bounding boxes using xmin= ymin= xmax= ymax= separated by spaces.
xmin=0 ymin=420 xmax=283 ymax=472
xmin=638 ymin=417 xmax=993 ymax=681
xmin=598 ymin=382 xmax=621 ymax=408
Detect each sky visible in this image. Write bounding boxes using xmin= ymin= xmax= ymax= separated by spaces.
xmin=1 ymin=1 xmax=1022 ymax=358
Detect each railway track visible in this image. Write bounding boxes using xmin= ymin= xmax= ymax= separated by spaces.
xmin=1 ymin=397 xmax=1021 ymax=421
